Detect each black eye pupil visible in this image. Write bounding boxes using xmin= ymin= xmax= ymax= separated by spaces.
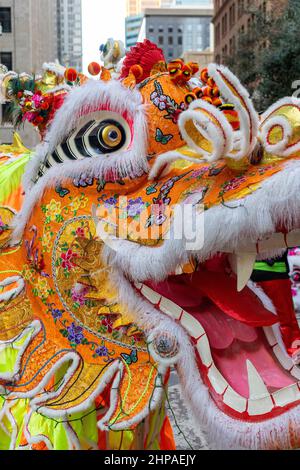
xmin=109 ymin=130 xmax=118 ymax=140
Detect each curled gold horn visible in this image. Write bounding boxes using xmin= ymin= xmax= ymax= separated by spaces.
xmin=260 ymin=97 xmax=300 ymax=158
xmin=207 ymin=64 xmax=260 ymax=162
xmin=178 ymin=99 xmax=234 ymax=163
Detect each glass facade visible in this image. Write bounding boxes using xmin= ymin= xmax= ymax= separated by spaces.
xmin=145 ymin=14 xmax=211 ymax=61
xmin=175 ymin=0 xmax=212 ymax=5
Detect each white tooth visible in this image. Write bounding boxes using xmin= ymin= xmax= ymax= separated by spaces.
xmin=229 ymin=252 xmax=256 ymax=292
xmin=290 ymin=366 xmax=300 ymax=380
xmin=286 ymin=230 xmax=300 ymax=248
xmin=236 ymin=253 xmax=257 ymax=292
xmin=223 ymin=386 xmax=247 ymax=413
xmin=248 ymin=396 xmax=274 ymax=415
xmin=175 ymin=265 xmax=184 ymax=275
xmin=159 ymin=297 xmax=183 ymax=320
xmin=207 ymin=364 xmax=228 ymax=394
xmin=180 ymin=311 xmax=205 ymax=339
xmin=247 ymin=360 xmax=270 ymax=399
xmin=263 ymin=327 xmax=278 ymax=347
xmin=258 ymin=233 xmax=285 ymax=252
xmin=246 ymin=360 xmax=273 ymax=415
xmin=272 ymin=383 xmax=300 ymax=407
xmin=273 ymin=344 xmax=294 ymax=370
xmin=196 ymin=335 xmax=213 ymax=367
xmin=141 ymin=285 xmax=161 ymax=305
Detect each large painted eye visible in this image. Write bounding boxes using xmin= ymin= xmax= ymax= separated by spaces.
xmin=96 ymin=120 xmax=125 ymax=151
xmin=40 ymin=112 xmax=131 ymax=178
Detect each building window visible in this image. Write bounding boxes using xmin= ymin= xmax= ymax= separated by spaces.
xmin=178 ymin=36 xmax=182 ymax=46
xmin=222 ymin=13 xmax=228 ymax=38
xmin=229 ymin=36 xmax=236 ymax=56
xmin=168 ymin=26 xmax=173 ymax=33
xmin=216 ymin=23 xmax=220 ymax=46
xmin=158 ymin=36 xmax=164 ymax=45
xmin=178 ymin=26 xmax=183 ymax=34
xmin=148 ymin=25 xmax=154 ymax=33
xmin=238 ymin=0 xmax=244 ymax=19
xmin=168 ymin=36 xmax=173 ymax=45
xmin=158 ymin=25 xmax=164 ymax=33
xmin=229 ymin=4 xmax=236 ymax=27
xmin=0 ymin=7 xmax=12 ymax=33
xmin=1 ymin=103 xmax=10 ymax=123
xmin=0 ymin=52 xmax=12 ymax=70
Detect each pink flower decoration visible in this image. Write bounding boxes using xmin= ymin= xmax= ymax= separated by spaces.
xmin=61 ymin=249 xmax=78 ymax=271
xmin=76 ymin=227 xmax=85 ymax=238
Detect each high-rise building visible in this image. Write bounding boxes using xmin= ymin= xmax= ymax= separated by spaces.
xmin=213 ymin=0 xmax=287 ymax=64
xmin=175 ymin=0 xmax=212 ymax=4
xmin=126 ymin=0 xmax=165 ymax=48
xmin=57 ymin=0 xmax=83 ymax=70
xmin=0 ymin=0 xmax=58 ymax=146
xmin=138 ymin=7 xmax=213 ymax=61
xmin=126 ymin=0 xmax=161 ymax=17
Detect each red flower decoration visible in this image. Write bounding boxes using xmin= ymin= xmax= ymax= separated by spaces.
xmin=120 ymin=39 xmax=165 ymax=84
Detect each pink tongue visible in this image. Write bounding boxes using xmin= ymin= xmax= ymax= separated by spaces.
xmin=213 ymin=338 xmax=295 ymax=396
xmin=190 ymin=303 xmax=258 ymax=349
xmin=147 ymin=274 xmax=295 ymax=397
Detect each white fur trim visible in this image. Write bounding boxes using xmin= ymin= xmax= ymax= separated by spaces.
xmin=208 ymin=64 xmax=259 ymax=160
xmin=103 ymin=158 xmax=300 ymax=283
xmin=260 ymin=97 xmax=300 ymax=157
xmin=0 ymin=276 xmax=25 ymax=303
xmin=12 ymin=80 xmax=149 ymax=244
xmin=178 ymin=99 xmax=234 ymax=162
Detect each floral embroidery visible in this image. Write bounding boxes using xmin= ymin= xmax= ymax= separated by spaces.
xmin=67 ymin=322 xmax=85 ymax=345
xmin=95 ymin=345 xmax=109 ymax=357
xmin=69 ymin=196 xmax=88 ymax=212
xmin=61 ymin=249 xmax=78 ymax=271
xmin=219 ymin=175 xmax=247 ymax=197
xmin=126 ymin=197 xmax=146 ymax=217
xmin=100 ymin=316 xmax=114 ymax=335
xmin=44 ymin=199 xmax=62 ymax=222
xmin=0 ymin=216 xmax=8 ymax=235
xmin=151 ymin=80 xmax=186 ymax=124
xmin=71 ymin=283 xmax=89 ymax=307
xmin=73 ymin=175 xmax=94 ymax=188
xmin=32 ymin=277 xmax=53 ymax=301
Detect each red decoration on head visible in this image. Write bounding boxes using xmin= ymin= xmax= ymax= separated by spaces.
xmin=88 ymin=62 xmax=102 ymax=76
xmin=64 ymin=68 xmax=78 ymax=82
xmin=120 ymin=39 xmax=166 ymax=84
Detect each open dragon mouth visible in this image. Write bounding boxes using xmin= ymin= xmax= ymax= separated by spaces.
xmin=134 ymin=263 xmax=300 ymax=422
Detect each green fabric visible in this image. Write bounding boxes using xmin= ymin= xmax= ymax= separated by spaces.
xmin=0 ymin=348 xmax=99 ymax=450
xmin=254 ymin=261 xmax=287 ymax=273
xmin=0 ymin=152 xmax=31 ymax=204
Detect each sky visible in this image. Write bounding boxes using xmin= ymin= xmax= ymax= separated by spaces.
xmin=82 ymin=0 xmax=126 ymax=73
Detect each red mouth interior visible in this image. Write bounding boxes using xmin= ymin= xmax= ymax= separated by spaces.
xmin=147 ymin=270 xmax=296 ymax=399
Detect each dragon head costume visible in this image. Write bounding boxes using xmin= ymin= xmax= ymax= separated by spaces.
xmin=1 ymin=40 xmax=300 ymax=450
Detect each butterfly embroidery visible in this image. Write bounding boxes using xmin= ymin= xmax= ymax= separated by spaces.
xmin=146 ymin=183 xmax=158 ymax=196
xmin=120 ymin=349 xmax=138 ymax=365
xmin=155 ymin=128 xmax=173 ymax=145
xmin=55 ymin=186 xmax=70 ymax=198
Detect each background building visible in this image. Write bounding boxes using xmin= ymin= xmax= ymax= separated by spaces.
xmin=175 ymin=0 xmax=212 ymax=4
xmin=213 ymin=0 xmax=286 ymax=63
xmin=0 ymin=0 xmax=83 ymax=146
xmin=125 ymin=14 xmax=144 ymax=48
xmin=125 ymin=0 xmax=166 ymax=48
xmin=57 ymin=0 xmax=83 ymax=70
xmin=0 ymin=0 xmax=58 ymax=146
xmin=138 ymin=7 xmax=213 ymax=62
